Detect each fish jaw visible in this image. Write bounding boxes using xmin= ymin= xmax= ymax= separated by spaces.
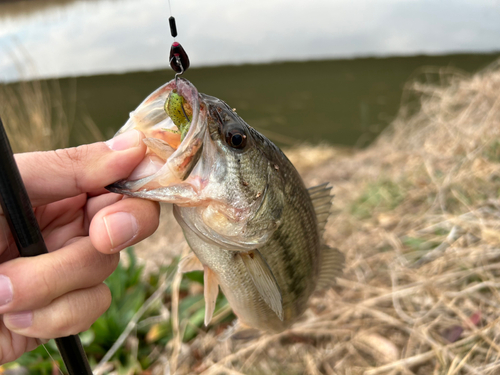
xmin=108 ymin=78 xmax=205 ymax=192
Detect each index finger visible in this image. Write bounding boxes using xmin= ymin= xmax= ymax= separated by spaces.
xmin=15 ymin=130 xmax=147 ymax=207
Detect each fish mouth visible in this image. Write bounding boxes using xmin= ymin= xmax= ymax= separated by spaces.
xmin=108 ymin=78 xmax=206 ymax=192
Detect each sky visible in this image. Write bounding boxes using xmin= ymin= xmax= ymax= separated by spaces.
xmin=1 ymin=0 xmax=500 ymax=82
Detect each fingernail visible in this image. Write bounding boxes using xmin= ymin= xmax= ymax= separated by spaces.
xmin=105 ymin=130 xmax=141 ymax=151
xmin=103 ymin=212 xmax=139 ymax=251
xmin=0 ymin=275 xmax=13 ymax=306
xmin=6 ymin=310 xmax=33 ymax=329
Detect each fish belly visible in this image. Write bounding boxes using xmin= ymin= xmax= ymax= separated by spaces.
xmin=177 ymin=208 xmax=290 ymax=332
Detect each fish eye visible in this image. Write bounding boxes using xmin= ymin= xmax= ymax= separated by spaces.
xmin=225 ymin=126 xmax=247 ymax=149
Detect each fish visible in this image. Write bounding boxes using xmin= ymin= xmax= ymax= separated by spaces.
xmin=107 ymin=78 xmax=344 ymax=332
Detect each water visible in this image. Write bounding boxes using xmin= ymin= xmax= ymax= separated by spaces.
xmin=6 ymin=52 xmax=495 ymax=148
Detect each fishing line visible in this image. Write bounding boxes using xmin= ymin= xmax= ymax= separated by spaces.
xmin=39 ymin=342 xmax=65 ymax=375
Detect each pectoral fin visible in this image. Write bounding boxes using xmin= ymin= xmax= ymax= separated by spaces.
xmin=240 ymin=250 xmax=283 ymax=321
xmin=178 ymin=252 xmax=204 ymax=273
xmin=204 ymin=266 xmax=219 ymax=326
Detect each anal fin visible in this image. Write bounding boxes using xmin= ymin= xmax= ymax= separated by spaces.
xmin=316 ymin=246 xmax=345 ymax=291
xmin=240 ymin=250 xmax=283 ymax=321
xmin=178 ymin=252 xmax=204 ymax=273
xmin=204 ymin=266 xmax=219 ymax=326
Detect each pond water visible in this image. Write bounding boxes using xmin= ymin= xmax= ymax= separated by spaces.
xmin=4 ymin=52 xmax=495 ymax=149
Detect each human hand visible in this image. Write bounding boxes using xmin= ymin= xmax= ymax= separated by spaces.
xmin=0 ymin=130 xmax=160 ymax=363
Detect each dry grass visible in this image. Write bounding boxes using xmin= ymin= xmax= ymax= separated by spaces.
xmin=0 ymin=79 xmax=71 ymax=152
xmin=0 ymin=78 xmax=103 ymax=153
xmin=139 ymin=60 xmax=500 ymax=374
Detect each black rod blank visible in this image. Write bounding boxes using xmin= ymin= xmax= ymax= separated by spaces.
xmin=0 ymin=117 xmax=92 ymax=375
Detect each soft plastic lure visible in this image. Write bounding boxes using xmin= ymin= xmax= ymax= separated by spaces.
xmin=164 ymin=89 xmax=192 ymax=141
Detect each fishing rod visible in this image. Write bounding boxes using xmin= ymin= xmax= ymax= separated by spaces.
xmin=0 ymin=116 xmax=92 ymax=375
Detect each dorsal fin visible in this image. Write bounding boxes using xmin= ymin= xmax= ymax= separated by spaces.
xmin=308 ymin=183 xmax=334 ymax=234
xmin=309 ymin=184 xmax=344 ymax=290
xmin=316 ymin=246 xmax=345 ymax=290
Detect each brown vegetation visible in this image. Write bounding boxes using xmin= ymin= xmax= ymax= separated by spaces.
xmin=0 ymin=79 xmax=102 ymax=153
xmin=135 ymin=59 xmax=500 ymax=374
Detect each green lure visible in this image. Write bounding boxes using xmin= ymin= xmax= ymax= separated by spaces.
xmin=164 ymin=90 xmax=192 ymax=141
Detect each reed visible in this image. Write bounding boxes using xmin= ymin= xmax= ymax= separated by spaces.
xmin=0 ymin=78 xmax=103 ymax=153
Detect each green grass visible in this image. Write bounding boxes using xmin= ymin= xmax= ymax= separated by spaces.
xmin=351 ymin=179 xmax=406 ymax=219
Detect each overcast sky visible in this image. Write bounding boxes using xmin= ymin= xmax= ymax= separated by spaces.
xmin=1 ymin=0 xmax=500 ymax=82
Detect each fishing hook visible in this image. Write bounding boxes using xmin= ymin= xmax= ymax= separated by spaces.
xmin=173 ymin=54 xmax=185 ymax=86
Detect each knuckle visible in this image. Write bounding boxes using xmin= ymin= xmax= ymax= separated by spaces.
xmin=97 ymin=284 xmax=112 ymax=313
xmin=105 ymin=253 xmax=120 ymax=273
xmin=54 ymin=299 xmax=78 ymax=336
xmin=54 ymin=145 xmax=90 ymax=166
xmin=37 ymin=261 xmax=59 ymax=302
xmin=79 ymin=285 xmax=111 ymax=333
xmin=58 ymin=285 xmax=111 ymax=336
xmin=89 ymin=251 xmax=120 ymax=283
xmin=53 ymin=145 xmax=91 ymax=193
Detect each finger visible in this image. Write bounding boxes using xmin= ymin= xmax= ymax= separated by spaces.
xmin=89 ymin=197 xmax=160 ymax=253
xmin=0 ymin=328 xmax=39 ymax=364
xmin=15 ymin=130 xmax=147 ymax=207
xmin=34 ymin=193 xmax=124 ymax=251
xmin=0 ymin=238 xmax=119 ymax=315
xmin=3 ymin=283 xmax=111 ymax=339
xmin=0 ymin=214 xmax=15 ymax=262
xmin=85 ymin=193 xmax=124 ymax=225
xmin=35 ymin=194 xmax=88 ymax=251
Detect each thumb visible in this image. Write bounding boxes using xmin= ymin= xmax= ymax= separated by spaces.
xmin=15 ymin=130 xmax=147 ymax=206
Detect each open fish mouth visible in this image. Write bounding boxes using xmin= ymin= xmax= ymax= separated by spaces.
xmin=110 ymin=78 xmax=206 ymax=192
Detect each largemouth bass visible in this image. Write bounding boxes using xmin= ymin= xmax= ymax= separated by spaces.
xmin=108 ymin=78 xmax=344 ymax=332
